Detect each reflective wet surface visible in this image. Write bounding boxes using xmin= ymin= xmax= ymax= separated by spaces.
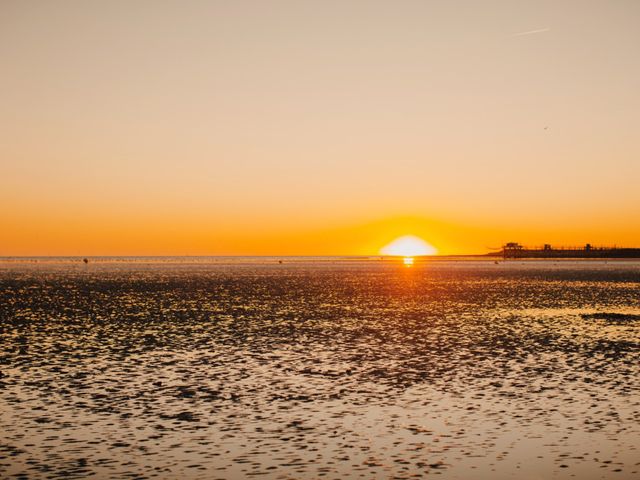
xmin=1 ymin=259 xmax=639 ymax=478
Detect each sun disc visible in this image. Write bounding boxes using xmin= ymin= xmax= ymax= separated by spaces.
xmin=380 ymin=235 xmax=437 ymax=256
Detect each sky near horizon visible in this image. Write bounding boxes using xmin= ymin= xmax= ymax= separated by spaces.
xmin=1 ymin=0 xmax=639 ymax=255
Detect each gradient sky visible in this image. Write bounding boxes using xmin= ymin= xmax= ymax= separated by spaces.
xmin=1 ymin=0 xmax=639 ymax=255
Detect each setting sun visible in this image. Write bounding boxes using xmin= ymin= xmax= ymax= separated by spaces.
xmin=380 ymin=235 xmax=438 ymax=257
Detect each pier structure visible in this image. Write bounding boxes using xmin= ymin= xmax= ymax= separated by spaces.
xmin=498 ymin=243 xmax=640 ymax=259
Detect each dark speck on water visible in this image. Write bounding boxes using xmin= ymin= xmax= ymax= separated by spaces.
xmin=0 ymin=257 xmax=638 ymax=479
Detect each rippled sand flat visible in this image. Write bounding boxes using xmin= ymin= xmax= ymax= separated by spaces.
xmin=1 ymin=259 xmax=639 ymax=479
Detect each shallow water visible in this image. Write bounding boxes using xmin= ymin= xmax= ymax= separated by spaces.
xmin=1 ymin=259 xmax=639 ymax=479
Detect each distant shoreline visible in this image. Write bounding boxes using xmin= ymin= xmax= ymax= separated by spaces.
xmin=1 ymin=255 xmax=640 ymax=263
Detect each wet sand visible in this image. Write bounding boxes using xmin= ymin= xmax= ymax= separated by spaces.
xmin=0 ymin=259 xmax=639 ymax=478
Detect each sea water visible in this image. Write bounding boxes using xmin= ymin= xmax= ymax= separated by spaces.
xmin=1 ymin=258 xmax=638 ymax=479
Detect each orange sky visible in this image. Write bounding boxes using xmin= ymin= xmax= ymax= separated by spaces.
xmin=1 ymin=1 xmax=639 ymax=256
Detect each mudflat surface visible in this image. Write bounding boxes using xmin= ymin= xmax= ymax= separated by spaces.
xmin=1 ymin=260 xmax=639 ymax=479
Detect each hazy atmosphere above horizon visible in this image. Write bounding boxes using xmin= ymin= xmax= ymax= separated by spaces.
xmin=1 ymin=0 xmax=639 ymax=255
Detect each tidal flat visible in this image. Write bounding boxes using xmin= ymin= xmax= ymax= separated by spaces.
xmin=0 ymin=259 xmax=638 ymax=479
